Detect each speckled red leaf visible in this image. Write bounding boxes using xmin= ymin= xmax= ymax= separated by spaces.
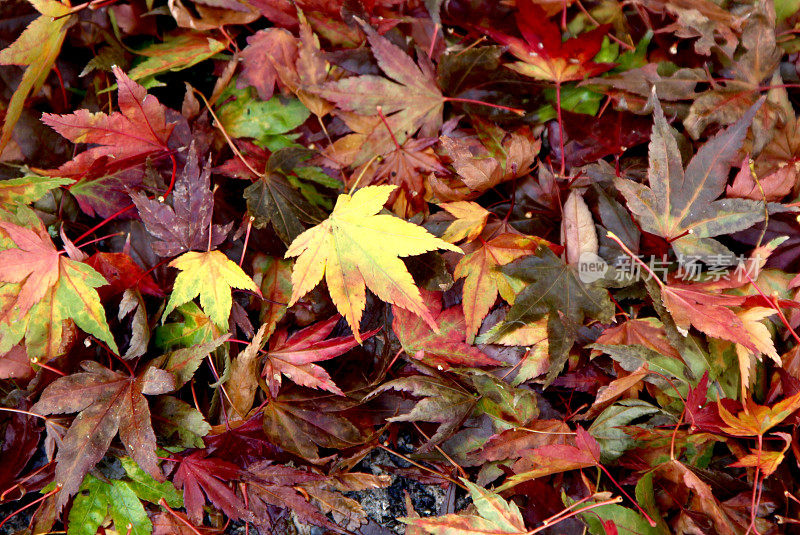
xmin=85 ymin=252 xmax=164 ymax=298
xmin=172 ymin=451 xmax=249 ymax=524
xmin=131 ymin=144 xmax=230 ymax=257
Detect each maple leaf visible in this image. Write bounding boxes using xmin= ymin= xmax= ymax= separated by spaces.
xmin=31 ymin=362 xmax=175 ymax=510
xmin=85 ymin=252 xmax=164 ymax=298
xmin=340 ymin=135 xmax=445 ymax=217
xmin=154 ymin=302 xmax=222 ymax=350
xmin=401 ymin=479 xmax=528 ymax=535
xmin=717 ymin=390 xmax=800 ymax=437
xmin=285 ymin=185 xmax=461 ymax=342
xmin=261 ymin=389 xmax=368 ymax=460
xmin=683 ymin=1 xmax=784 ymax=152
xmin=593 ymin=317 xmax=681 ymax=361
xmin=366 ymin=375 xmax=476 ymax=452
xmin=659 ymin=284 xmax=756 ymax=350
xmin=486 ymin=244 xmax=613 ymax=347
xmin=0 ymin=175 xmax=73 ymax=209
xmin=151 ymin=395 xmax=212 ymax=448
xmin=392 ymin=290 xmax=501 ymax=369
xmin=454 ymin=235 xmax=538 ymax=343
xmin=172 ymin=451 xmax=249 ymax=524
xmin=68 ymin=458 xmax=183 ymax=535
xmin=440 ymin=201 xmax=490 ymax=244
xmin=484 ymin=0 xmax=614 ymax=83
xmin=300 ymin=472 xmax=391 ymax=531
xmin=616 ymin=93 xmax=766 ymax=257
xmin=263 ymin=315 xmax=379 ymax=396
xmin=242 ymin=147 xmax=328 ymax=245
xmin=68 ymin=474 xmax=152 ymax=535
xmin=41 ymin=66 xmax=175 ymax=178
xmin=734 ymin=307 xmax=780 ymax=393
xmin=0 ymin=0 xmax=76 ymax=153
xmin=312 ymin=22 xmax=445 ymax=163
xmin=164 ymin=250 xmax=261 ymax=329
xmin=438 ymin=127 xmax=540 ymax=196
xmin=238 ymin=28 xmax=298 ymax=101
xmin=132 ymin=144 xmax=231 ymax=257
xmin=245 ymin=462 xmax=340 ymax=532
xmin=126 ymin=31 xmax=226 ymax=82
xmin=727 ymin=157 xmax=793 ymax=202
xmin=0 ymin=221 xmax=119 ymax=357
xmin=497 ymin=426 xmax=602 ymax=490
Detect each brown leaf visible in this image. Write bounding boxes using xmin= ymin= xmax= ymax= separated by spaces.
xmin=31 ymin=361 xmax=174 ymax=510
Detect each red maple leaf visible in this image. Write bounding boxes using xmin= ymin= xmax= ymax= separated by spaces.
xmin=172 ymin=451 xmax=250 ymax=525
xmin=484 ymin=0 xmax=615 ymax=83
xmin=41 ymin=66 xmax=175 ymax=179
xmin=263 ymin=315 xmax=379 ymax=396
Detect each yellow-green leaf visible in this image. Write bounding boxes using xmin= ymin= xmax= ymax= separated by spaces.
xmin=0 ymin=0 xmax=76 ymax=152
xmin=165 ymin=250 xmax=260 ymax=329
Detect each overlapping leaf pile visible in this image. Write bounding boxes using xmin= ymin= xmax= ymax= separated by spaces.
xmin=4 ymin=0 xmax=800 ymax=533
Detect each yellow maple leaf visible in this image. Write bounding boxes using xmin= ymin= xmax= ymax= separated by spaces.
xmin=164 ymin=250 xmax=260 ymax=329
xmin=440 ymin=201 xmax=490 ymax=243
xmin=286 ymin=185 xmax=462 ymax=342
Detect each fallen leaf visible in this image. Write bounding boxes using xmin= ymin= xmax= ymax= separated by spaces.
xmin=32 ymin=362 xmax=175 ymax=509
xmin=285 ymin=184 xmax=461 ymax=342
xmin=264 ymin=315 xmax=378 ymax=396
xmin=616 ymin=92 xmax=766 ymax=257
xmin=164 ymin=249 xmax=260 ymax=329
xmin=0 ymin=0 xmax=75 ymax=153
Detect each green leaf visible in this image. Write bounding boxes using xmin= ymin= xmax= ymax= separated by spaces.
xmin=590 ymin=343 xmax=690 ymax=389
xmin=154 ymin=302 xmax=219 ymax=350
xmin=588 ymin=400 xmax=660 ymax=462
xmin=217 ymin=83 xmax=310 ymax=145
xmin=151 ymin=396 xmax=211 ymax=448
xmin=119 ymin=456 xmax=183 ymax=507
xmin=0 ymin=176 xmax=73 ymax=207
xmin=243 ymin=148 xmax=327 ymax=245
xmin=485 ymin=245 xmax=613 ymax=386
xmin=568 ymin=493 xmax=662 ymax=535
xmin=127 ymin=32 xmax=226 ymax=81
xmin=67 ymin=475 xmax=152 ymax=535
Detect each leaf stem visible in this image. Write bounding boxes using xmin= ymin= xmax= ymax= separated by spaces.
xmin=0 ymin=407 xmax=49 ymax=421
xmin=239 ymin=216 xmax=254 ymax=268
xmin=159 ymin=498 xmax=205 ymax=535
xmin=73 ymin=151 xmax=178 ymax=247
xmin=376 ymin=106 xmax=402 ymax=151
xmin=444 ymin=97 xmax=525 ymax=115
xmin=555 ymin=81 xmax=566 ymax=177
xmin=347 ymin=154 xmax=380 ymax=195
xmin=606 ymin=231 xmax=666 ymax=289
xmin=377 ymin=444 xmax=466 ymax=489
xmin=525 ymin=496 xmax=623 ymax=534
xmin=0 ymin=484 xmax=61 ymax=532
